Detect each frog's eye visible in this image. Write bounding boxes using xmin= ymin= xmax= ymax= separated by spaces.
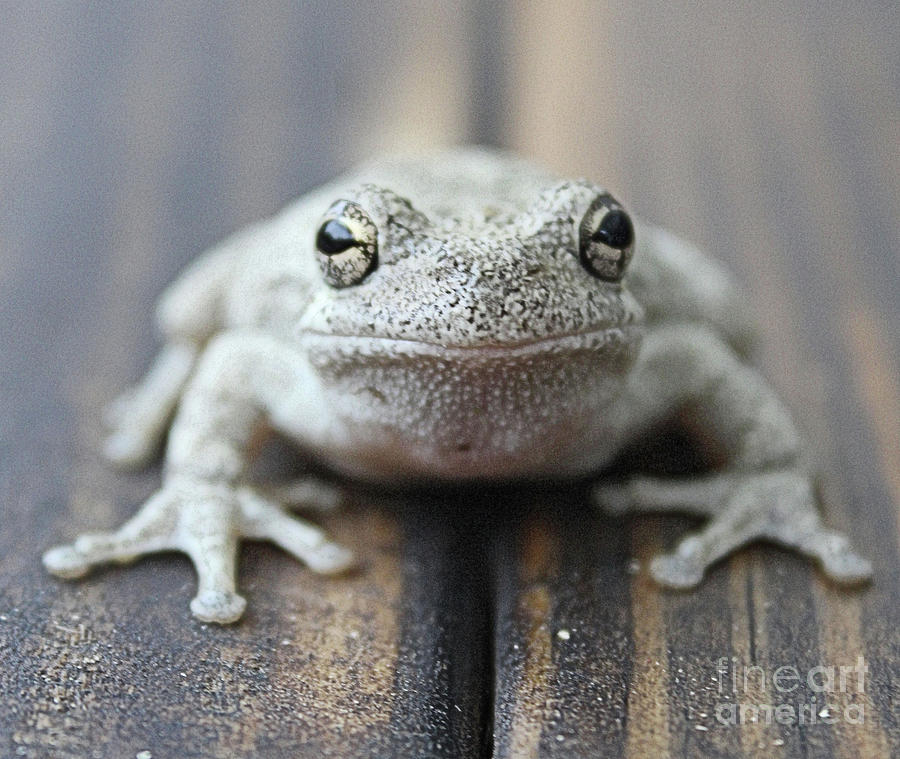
xmin=315 ymin=200 xmax=378 ymax=287
xmin=578 ymin=194 xmax=634 ymax=282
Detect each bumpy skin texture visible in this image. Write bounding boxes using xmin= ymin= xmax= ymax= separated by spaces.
xmin=43 ymin=148 xmax=871 ymax=623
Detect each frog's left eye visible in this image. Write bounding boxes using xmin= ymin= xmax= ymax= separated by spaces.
xmin=315 ymin=200 xmax=378 ymax=287
xmin=578 ymin=194 xmax=634 ymax=282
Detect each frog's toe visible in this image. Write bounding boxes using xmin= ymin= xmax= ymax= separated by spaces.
xmin=305 ymin=542 xmax=355 ymax=575
xmin=808 ymin=532 xmax=873 ymax=585
xmin=237 ymin=486 xmax=355 ymax=574
xmin=190 ymin=590 xmax=247 ymax=624
xmin=103 ymin=429 xmax=158 ymax=468
xmin=44 ymin=528 xmax=157 ymax=577
xmin=42 ymin=544 xmax=93 ymax=579
xmin=73 ymin=533 xmax=144 ymax=563
xmin=764 ymin=511 xmax=873 ymax=586
xmin=649 ymin=553 xmax=705 ymax=588
xmin=823 ymin=552 xmax=873 ymax=585
xmin=102 ymin=391 xmax=135 ymax=427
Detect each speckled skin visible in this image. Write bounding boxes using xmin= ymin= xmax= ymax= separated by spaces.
xmin=43 ymin=148 xmax=871 ymax=624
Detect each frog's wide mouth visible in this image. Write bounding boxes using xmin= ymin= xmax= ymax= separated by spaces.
xmin=300 ymin=324 xmax=639 ymax=362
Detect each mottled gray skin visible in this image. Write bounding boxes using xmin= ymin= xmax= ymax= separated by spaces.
xmin=43 ymin=148 xmax=871 ymax=624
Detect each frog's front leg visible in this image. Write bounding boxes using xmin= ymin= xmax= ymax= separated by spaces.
xmin=594 ymin=324 xmax=871 ymax=588
xmin=44 ymin=332 xmax=354 ymax=624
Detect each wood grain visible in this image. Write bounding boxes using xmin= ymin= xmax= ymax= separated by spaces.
xmin=0 ymin=1 xmax=897 ymax=757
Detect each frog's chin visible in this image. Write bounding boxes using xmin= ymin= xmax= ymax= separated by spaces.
xmin=300 ymin=325 xmax=641 ymax=481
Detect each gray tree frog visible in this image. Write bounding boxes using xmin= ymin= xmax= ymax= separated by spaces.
xmin=43 ymin=148 xmax=872 ymax=623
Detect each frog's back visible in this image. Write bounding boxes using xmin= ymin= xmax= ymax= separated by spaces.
xmin=334 ymin=147 xmax=557 ymax=220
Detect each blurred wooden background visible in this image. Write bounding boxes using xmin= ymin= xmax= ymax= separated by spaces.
xmin=0 ymin=2 xmax=897 ymax=757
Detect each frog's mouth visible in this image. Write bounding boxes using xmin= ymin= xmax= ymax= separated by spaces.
xmin=301 ymin=324 xmax=640 ymax=367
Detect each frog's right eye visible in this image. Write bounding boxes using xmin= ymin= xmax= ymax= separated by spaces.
xmin=315 ymin=200 xmax=378 ymax=287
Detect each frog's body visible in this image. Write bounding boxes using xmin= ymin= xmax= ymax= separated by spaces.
xmin=44 ymin=149 xmax=871 ymax=623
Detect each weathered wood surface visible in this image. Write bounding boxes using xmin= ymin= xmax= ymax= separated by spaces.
xmin=0 ymin=2 xmax=897 ymax=757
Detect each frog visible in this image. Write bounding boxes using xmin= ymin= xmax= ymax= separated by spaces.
xmin=43 ymin=148 xmax=872 ymax=624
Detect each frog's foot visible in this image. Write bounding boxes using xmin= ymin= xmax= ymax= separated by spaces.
xmin=594 ymin=469 xmax=872 ymax=588
xmin=103 ymin=343 xmax=198 ymax=468
xmin=43 ymin=478 xmax=354 ymax=624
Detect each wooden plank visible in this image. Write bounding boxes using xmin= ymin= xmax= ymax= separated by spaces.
xmin=492 ymin=491 xmax=634 ymax=758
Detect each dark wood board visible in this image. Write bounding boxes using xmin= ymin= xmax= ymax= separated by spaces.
xmin=0 ymin=2 xmax=897 ymax=757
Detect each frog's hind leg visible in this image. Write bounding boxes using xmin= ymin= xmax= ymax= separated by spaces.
xmin=103 ymin=240 xmax=243 ymax=468
xmin=595 ymin=471 xmax=872 ymax=587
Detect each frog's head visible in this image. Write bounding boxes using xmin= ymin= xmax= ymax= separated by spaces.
xmin=299 ymin=180 xmax=644 ymax=474
xmin=301 ymin=180 xmax=643 ymax=345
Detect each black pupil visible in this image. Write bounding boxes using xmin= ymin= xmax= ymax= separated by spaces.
xmin=316 ymin=219 xmax=357 ymax=255
xmin=592 ymin=209 xmax=634 ymax=250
